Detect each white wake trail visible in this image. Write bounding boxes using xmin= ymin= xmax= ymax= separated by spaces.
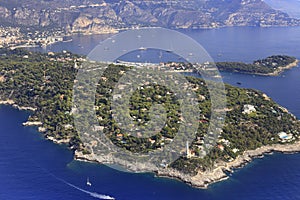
xmin=63 ymin=180 xmax=115 ymax=200
xmin=31 ymin=160 xmax=116 ymax=199
xmin=46 ymin=169 xmax=115 ymax=200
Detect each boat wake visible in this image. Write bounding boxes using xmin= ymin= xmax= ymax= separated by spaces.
xmin=33 ymin=161 xmax=116 ymax=200
xmin=89 ymin=192 xmax=115 ymax=200
xmin=62 ymin=180 xmax=115 ymax=200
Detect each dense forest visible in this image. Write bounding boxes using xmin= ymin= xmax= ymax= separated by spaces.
xmin=0 ymin=49 xmax=299 ymax=175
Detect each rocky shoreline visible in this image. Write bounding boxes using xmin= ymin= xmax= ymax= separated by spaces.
xmin=1 ymin=100 xmax=300 ymax=189
xmin=168 ymin=59 xmax=299 ymax=77
xmin=0 ymin=100 xmax=36 ymax=111
xmin=266 ymin=59 xmax=299 ymax=76
xmin=239 ymin=59 xmax=299 ymax=77
xmin=74 ymin=139 xmax=300 ymax=189
xmin=187 ymin=139 xmax=300 ymax=188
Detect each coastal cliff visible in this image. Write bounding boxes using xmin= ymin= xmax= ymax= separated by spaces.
xmin=74 ymin=138 xmax=300 ymax=189
xmin=1 ymin=0 xmax=300 ymax=48
xmin=0 ymin=0 xmax=299 ymax=35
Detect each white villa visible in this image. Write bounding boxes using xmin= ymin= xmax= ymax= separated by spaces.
xmin=277 ymin=132 xmax=293 ymax=141
xmin=242 ymin=104 xmax=256 ymax=114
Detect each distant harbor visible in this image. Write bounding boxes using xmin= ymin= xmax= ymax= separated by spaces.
xmin=2 ymin=26 xmax=300 ymax=199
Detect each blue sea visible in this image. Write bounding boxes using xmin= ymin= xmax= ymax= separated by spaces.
xmin=2 ymin=26 xmax=300 ymax=199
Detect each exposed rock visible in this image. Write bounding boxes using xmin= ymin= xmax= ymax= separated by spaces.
xmin=0 ymin=99 xmax=14 ymax=105
xmin=38 ymin=127 xmax=47 ymax=133
xmin=74 ymin=139 xmax=300 ymax=189
xmin=22 ymin=121 xmax=42 ymax=126
xmin=0 ymin=0 xmax=299 ymax=34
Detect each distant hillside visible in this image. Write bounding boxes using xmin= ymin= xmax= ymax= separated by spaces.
xmin=264 ymin=0 xmax=300 ymax=18
xmin=0 ymin=0 xmax=299 ymax=34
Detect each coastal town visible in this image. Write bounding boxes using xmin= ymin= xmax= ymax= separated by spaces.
xmin=0 ymin=25 xmax=68 ymax=49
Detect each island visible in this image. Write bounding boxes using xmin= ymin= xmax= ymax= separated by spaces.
xmin=0 ymin=48 xmax=300 ymax=188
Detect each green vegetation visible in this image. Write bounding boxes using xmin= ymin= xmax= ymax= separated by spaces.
xmin=0 ymin=48 xmax=81 ymax=148
xmin=0 ymin=49 xmax=299 ymax=176
xmin=216 ymin=55 xmax=297 ymax=75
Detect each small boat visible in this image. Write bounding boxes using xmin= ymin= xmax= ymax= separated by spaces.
xmin=138 ymin=47 xmax=147 ymax=51
xmin=236 ymin=82 xmax=242 ymax=85
xmin=86 ymin=177 xmax=92 ymax=186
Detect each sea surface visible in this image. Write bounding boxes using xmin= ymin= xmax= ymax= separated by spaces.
xmin=2 ymin=26 xmax=300 ymax=200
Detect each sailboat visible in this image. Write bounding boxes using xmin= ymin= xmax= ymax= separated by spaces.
xmin=86 ymin=177 xmax=92 ymax=186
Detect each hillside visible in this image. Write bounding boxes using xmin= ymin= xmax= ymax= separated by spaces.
xmin=216 ymin=55 xmax=299 ymax=75
xmin=0 ymin=0 xmax=299 ymax=34
xmin=264 ymin=0 xmax=300 ymax=18
xmin=0 ymin=49 xmax=299 ymax=188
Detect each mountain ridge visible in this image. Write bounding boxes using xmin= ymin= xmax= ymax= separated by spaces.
xmin=264 ymin=0 xmax=300 ymax=18
xmin=0 ymin=0 xmax=299 ymax=34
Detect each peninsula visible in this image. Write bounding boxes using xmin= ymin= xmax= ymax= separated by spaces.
xmin=216 ymin=55 xmax=299 ymax=76
xmin=0 ymin=49 xmax=299 ymax=188
xmin=163 ymin=55 xmax=299 ymax=76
